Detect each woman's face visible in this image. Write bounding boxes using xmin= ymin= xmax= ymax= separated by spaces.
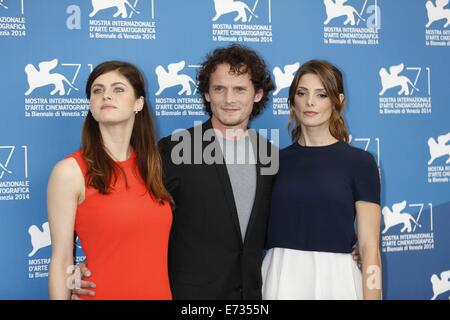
xmin=89 ymin=70 xmax=143 ymax=125
xmin=293 ymin=73 xmax=334 ymax=130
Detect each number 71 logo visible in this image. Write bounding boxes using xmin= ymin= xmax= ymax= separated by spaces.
xmin=0 ymin=145 xmax=28 ymax=179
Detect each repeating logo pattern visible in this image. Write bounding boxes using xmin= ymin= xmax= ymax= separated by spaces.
xmin=211 ymin=0 xmax=273 ymax=43
xmin=0 ymin=0 xmax=26 ymax=37
xmin=324 ymin=0 xmax=366 ymax=26
xmin=428 ymin=132 xmax=450 ymax=165
xmin=431 ymin=269 xmax=450 ymax=300
xmin=426 ymin=0 xmax=450 ymax=28
xmin=323 ymin=0 xmax=380 ymax=46
xmin=0 ymin=0 xmax=8 ymax=10
xmin=382 ymin=201 xmax=421 ymax=234
xmin=89 ymin=0 xmax=140 ymax=19
xmin=425 ymin=0 xmax=450 ymax=47
xmin=378 ymin=64 xmax=432 ymax=115
xmin=28 ymin=221 xmax=50 ymax=257
xmin=272 ymin=62 xmax=299 ymax=96
xmin=0 ymin=145 xmax=30 ymax=202
xmin=155 ymin=61 xmax=197 ymax=96
xmin=153 ymin=61 xmax=204 ymax=118
xmin=0 ymin=146 xmax=14 ymax=180
xmin=27 ymin=220 xmax=84 ymax=280
xmin=87 ymin=0 xmax=156 ymax=40
xmin=378 ymin=64 xmax=419 ymax=96
xmin=212 ymin=0 xmax=258 ymax=23
xmin=271 ymin=62 xmax=300 ymax=116
xmin=24 ymin=59 xmax=79 ymax=96
xmin=381 ymin=201 xmax=435 ymax=253
xmin=427 ymin=132 xmax=450 ymax=184
xmin=23 ymin=59 xmax=90 ymax=118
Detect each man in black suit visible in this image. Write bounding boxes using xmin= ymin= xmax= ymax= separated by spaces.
xmin=71 ymin=44 xmax=277 ymax=300
xmin=159 ymin=45 xmax=277 ymax=299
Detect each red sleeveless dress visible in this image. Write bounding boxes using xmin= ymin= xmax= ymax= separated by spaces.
xmin=69 ymin=149 xmax=172 ymax=300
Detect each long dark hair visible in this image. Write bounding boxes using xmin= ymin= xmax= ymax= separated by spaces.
xmin=82 ymin=60 xmax=172 ymax=205
xmin=288 ymin=60 xmax=349 ymax=143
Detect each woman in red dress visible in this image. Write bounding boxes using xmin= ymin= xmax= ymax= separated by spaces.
xmin=48 ymin=61 xmax=173 ymax=299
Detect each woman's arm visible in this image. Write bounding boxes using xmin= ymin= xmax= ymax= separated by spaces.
xmin=356 ymin=201 xmax=382 ymax=300
xmin=48 ymin=158 xmax=83 ymax=300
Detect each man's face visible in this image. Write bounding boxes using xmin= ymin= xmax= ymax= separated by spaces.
xmin=205 ymin=63 xmax=263 ymax=131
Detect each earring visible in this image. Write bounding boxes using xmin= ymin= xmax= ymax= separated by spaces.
xmin=135 ymin=110 xmax=138 ymax=114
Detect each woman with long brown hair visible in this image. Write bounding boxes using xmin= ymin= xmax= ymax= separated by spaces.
xmin=262 ymin=60 xmax=382 ymax=299
xmin=48 ymin=61 xmax=173 ymax=299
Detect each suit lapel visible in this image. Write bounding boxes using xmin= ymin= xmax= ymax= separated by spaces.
xmin=214 ymin=160 xmax=243 ymax=242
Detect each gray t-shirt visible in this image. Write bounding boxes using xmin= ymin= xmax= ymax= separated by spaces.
xmin=217 ymin=132 xmax=257 ymax=240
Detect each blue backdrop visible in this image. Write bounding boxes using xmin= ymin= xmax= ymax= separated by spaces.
xmin=0 ymin=0 xmax=449 ymax=299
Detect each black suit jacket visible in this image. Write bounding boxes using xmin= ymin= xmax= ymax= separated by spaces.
xmin=159 ymin=120 xmax=276 ymax=299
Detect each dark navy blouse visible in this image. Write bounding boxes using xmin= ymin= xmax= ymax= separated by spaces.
xmin=265 ymin=141 xmax=380 ymax=254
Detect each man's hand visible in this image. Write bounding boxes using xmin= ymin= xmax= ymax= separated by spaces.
xmin=71 ymin=262 xmax=96 ymax=300
xmin=351 ymin=245 xmax=362 ymax=270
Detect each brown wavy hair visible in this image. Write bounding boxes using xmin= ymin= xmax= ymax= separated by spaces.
xmin=288 ymin=60 xmax=349 ymax=143
xmin=197 ymin=44 xmax=275 ymax=119
xmin=82 ymin=61 xmax=173 ymax=205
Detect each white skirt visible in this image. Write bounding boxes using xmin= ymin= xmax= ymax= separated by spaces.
xmin=261 ymin=248 xmax=363 ymax=300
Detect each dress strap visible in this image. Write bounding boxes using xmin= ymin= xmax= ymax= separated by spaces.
xmin=66 ymin=149 xmax=88 ymax=177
